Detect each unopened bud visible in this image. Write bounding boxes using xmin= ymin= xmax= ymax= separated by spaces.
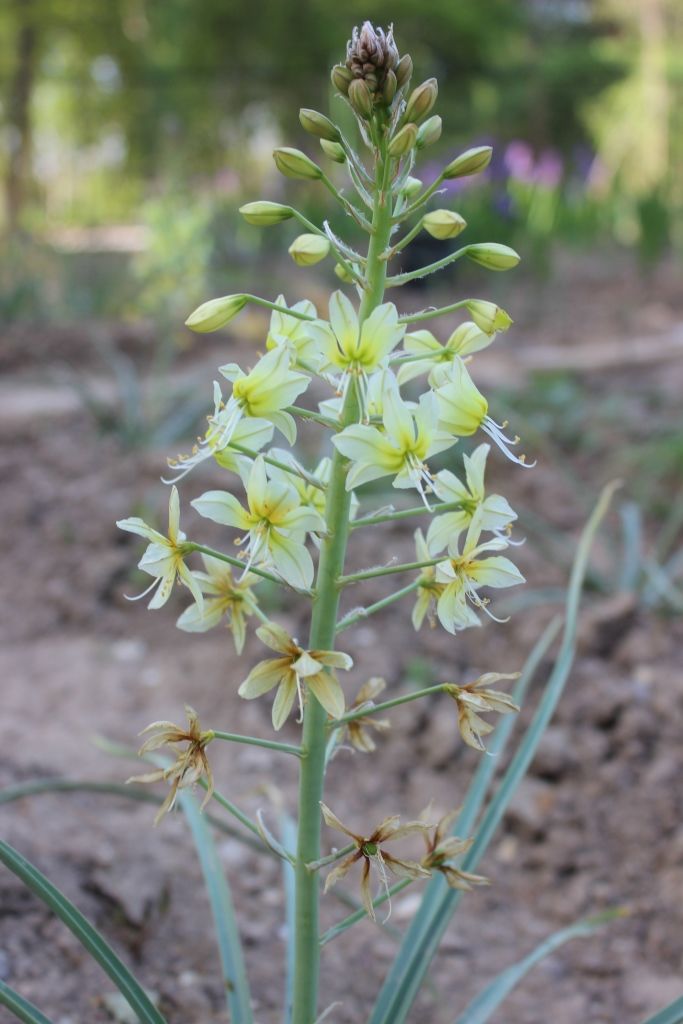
xmin=404 ymin=78 xmax=438 ymax=125
xmin=395 ymin=54 xmax=413 ymax=90
xmin=331 ymin=64 xmax=353 ymax=95
xmin=388 ymin=123 xmax=418 ymax=158
xmin=466 ymin=299 xmax=513 ymax=335
xmin=443 ymin=145 xmax=493 ymax=180
xmin=185 ymin=294 xmax=248 ymax=333
xmin=273 ymin=147 xmax=323 ymax=181
xmin=416 ymin=115 xmax=442 ymax=149
xmin=334 ymin=262 xmax=355 ymax=283
xmin=423 ymin=209 xmax=467 ymax=240
xmin=348 ymin=78 xmax=374 ymax=119
xmin=299 ymin=108 xmax=341 ymax=142
xmin=239 ymin=201 xmax=293 ymax=226
xmin=320 ymin=139 xmax=346 ymax=163
xmin=399 ymin=176 xmax=422 ymax=198
xmin=288 ymin=233 xmax=331 ymax=267
xmin=382 ymin=69 xmax=397 ymax=105
xmin=466 ymin=243 xmax=520 ymax=271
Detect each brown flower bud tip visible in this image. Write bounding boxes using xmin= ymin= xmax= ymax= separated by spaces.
xmin=404 ymin=78 xmax=438 ymax=125
xmin=345 ymin=21 xmax=401 ymax=106
xmin=331 ymin=64 xmax=353 ymax=95
xmin=299 ymin=108 xmax=341 ymax=143
xmin=348 ymin=78 xmax=374 ymax=120
xmin=395 ymin=53 xmax=413 ymax=90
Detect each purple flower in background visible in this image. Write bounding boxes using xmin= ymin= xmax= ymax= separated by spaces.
xmin=535 ymin=151 xmax=563 ymax=189
xmin=504 ymin=141 xmax=564 ymax=188
xmin=503 ymin=141 xmax=534 ymax=182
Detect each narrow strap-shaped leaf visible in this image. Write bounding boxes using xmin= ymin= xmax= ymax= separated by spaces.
xmin=369 ymin=482 xmax=619 ymax=1024
xmin=0 ymin=979 xmax=54 ymax=1024
xmin=640 ymin=997 xmax=683 ymax=1024
xmin=177 ymin=788 xmax=254 ymax=1024
xmin=0 ymin=841 xmax=167 ymax=1024
xmin=454 ymin=909 xmax=623 ymax=1024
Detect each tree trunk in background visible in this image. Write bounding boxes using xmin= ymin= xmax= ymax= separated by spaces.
xmin=5 ymin=0 xmax=37 ymax=232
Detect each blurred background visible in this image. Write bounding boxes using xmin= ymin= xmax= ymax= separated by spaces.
xmin=2 ymin=3 xmax=683 ymax=1023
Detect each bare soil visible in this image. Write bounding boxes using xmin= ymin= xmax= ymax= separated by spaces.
xmin=2 ymin=259 xmax=683 ymax=1024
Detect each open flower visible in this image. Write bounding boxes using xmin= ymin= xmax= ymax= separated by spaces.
xmin=435 ymin=518 xmax=525 ymax=633
xmin=165 ymin=388 xmax=274 ymax=482
xmin=117 ymin=486 xmax=203 ymax=610
xmin=176 ymin=555 xmax=258 ymax=653
xmin=427 ymin=443 xmax=517 ymax=553
xmin=445 ymin=672 xmax=520 ymax=750
xmin=421 ymin=810 xmax=489 ymax=890
xmin=127 ymin=705 xmax=215 ymax=824
xmin=433 ymin=357 xmax=532 ymax=467
xmin=412 ymin=529 xmax=445 ymax=630
xmin=321 ymin=804 xmax=431 ymax=920
xmin=238 ymin=623 xmax=352 ymax=730
xmin=332 ymin=378 xmax=456 ymax=506
xmin=265 ymin=294 xmax=323 ymax=368
xmin=342 ymin=677 xmax=391 ymax=752
xmin=192 ymin=456 xmax=324 ymax=590
xmin=311 ymin=291 xmax=405 ymax=413
xmin=266 ymin=450 xmax=359 ymax=538
xmin=397 ymin=321 xmax=493 ymax=386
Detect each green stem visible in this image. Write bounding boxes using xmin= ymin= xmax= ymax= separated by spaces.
xmin=330 ymin=684 xmax=448 ymax=728
xmin=398 ymin=299 xmax=469 ymax=325
xmin=392 ymin=175 xmax=445 ymax=222
xmin=386 ymin=245 xmax=469 ymax=287
xmin=350 ymin=500 xmax=464 ymax=529
xmin=185 ymin=543 xmax=300 ymax=590
xmin=306 ymin=843 xmax=356 ymax=872
xmin=335 ymin=581 xmax=420 ymax=634
xmin=246 ymin=295 xmax=316 ymax=321
xmin=290 ymin=120 xmax=395 ymax=1024
xmin=381 ymin=217 xmax=425 ymax=260
xmin=285 ymin=405 xmax=338 ymax=429
xmin=228 ymin=443 xmax=326 ymax=491
xmin=211 ymin=731 xmax=302 ymax=757
xmin=339 ymin=556 xmax=443 ymax=586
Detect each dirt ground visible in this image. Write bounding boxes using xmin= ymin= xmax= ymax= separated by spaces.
xmin=2 ymin=257 xmax=683 ymax=1024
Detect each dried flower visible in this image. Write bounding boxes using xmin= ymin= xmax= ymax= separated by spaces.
xmin=421 ymin=810 xmax=489 ymax=890
xmin=127 ymin=706 xmax=215 ymax=824
xmin=117 ymin=486 xmax=203 ymax=611
xmin=238 ymin=623 xmax=352 ymax=730
xmin=176 ymin=555 xmax=258 ymax=654
xmin=445 ymin=672 xmax=520 ymax=750
xmin=343 ymin=677 xmax=391 ymax=752
xmin=321 ymin=803 xmax=431 ymax=919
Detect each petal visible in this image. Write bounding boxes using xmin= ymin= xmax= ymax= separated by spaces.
xmin=191 ymin=490 xmax=250 ymax=529
xmin=177 ymin=560 xmax=205 ymax=612
xmin=167 ymin=486 xmax=181 ymax=542
xmin=320 ymin=802 xmax=358 ymax=840
xmin=381 ymin=380 xmax=416 ymax=449
xmin=426 ymin=512 xmax=469 ymax=555
xmin=116 ymin=517 xmax=166 ymax=544
xmin=269 ymin=533 xmax=314 ymax=589
xmin=281 ymin=506 xmax=326 ymax=535
xmin=404 ymin=329 xmax=440 ymax=356
xmin=360 ymin=858 xmax=375 ymax=920
xmin=346 ymin=459 xmax=394 ymax=492
xmin=316 ymin=650 xmax=353 ymax=671
xmin=383 ymin=854 xmax=430 ymax=880
xmin=432 ymin=468 xmax=469 ymax=504
xmin=359 ymin=302 xmax=404 ymax=364
xmin=255 ymin=622 xmax=294 ymax=654
xmin=238 ymin=658 xmax=286 ymax=698
xmin=329 ymin=290 xmax=359 ymax=353
xmin=463 ymin=444 xmax=490 ymax=498
xmin=271 ymin=676 xmax=297 ymax=730
xmin=147 ymin=570 xmax=175 ymax=609
xmin=323 ymin=854 xmax=358 ymax=892
xmin=380 ymin=820 xmax=432 ymax=842
xmin=307 ymin=672 xmax=346 ymax=720
xmin=469 ymin=556 xmax=525 ymax=589
xmin=176 ymin=598 xmax=225 ymax=633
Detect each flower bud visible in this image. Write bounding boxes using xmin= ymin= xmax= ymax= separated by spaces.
xmin=423 ymin=209 xmax=467 ymax=240
xmin=443 ymin=145 xmax=493 ymax=180
xmin=382 ymin=69 xmax=397 ymax=105
xmin=399 ymin=176 xmax=422 ymax=198
xmin=273 ymin=147 xmax=323 ymax=181
xmin=239 ymin=201 xmax=293 ymax=226
xmin=466 ymin=243 xmax=520 ymax=271
xmin=388 ymin=123 xmax=418 ymax=158
xmin=299 ymin=108 xmax=341 ymax=142
xmin=331 ymin=64 xmax=353 ymax=95
xmin=466 ymin=299 xmax=513 ymax=335
xmin=185 ymin=294 xmax=248 ymax=333
xmin=288 ymin=233 xmax=330 ymax=267
xmin=404 ymin=78 xmax=438 ymax=125
xmin=348 ymin=78 xmax=374 ymax=120
xmin=416 ymin=115 xmax=442 ymax=149
xmin=395 ymin=54 xmax=413 ymax=90
xmin=334 ymin=262 xmax=355 ymax=283
xmin=320 ymin=139 xmax=346 ymax=163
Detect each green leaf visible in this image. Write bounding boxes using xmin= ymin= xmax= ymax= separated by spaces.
xmin=280 ymin=812 xmax=298 ymax=1024
xmin=640 ymin=996 xmax=683 ymax=1024
xmin=0 ymin=979 xmax=54 ymax=1024
xmin=454 ymin=910 xmax=624 ymax=1023
xmin=176 ymin=788 xmax=254 ymax=1024
xmin=368 ymin=481 xmax=620 ymax=1024
xmin=0 ymin=841 xmax=167 ymax=1024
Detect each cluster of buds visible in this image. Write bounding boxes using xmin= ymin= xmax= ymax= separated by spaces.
xmin=331 ymin=22 xmax=411 ymax=119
